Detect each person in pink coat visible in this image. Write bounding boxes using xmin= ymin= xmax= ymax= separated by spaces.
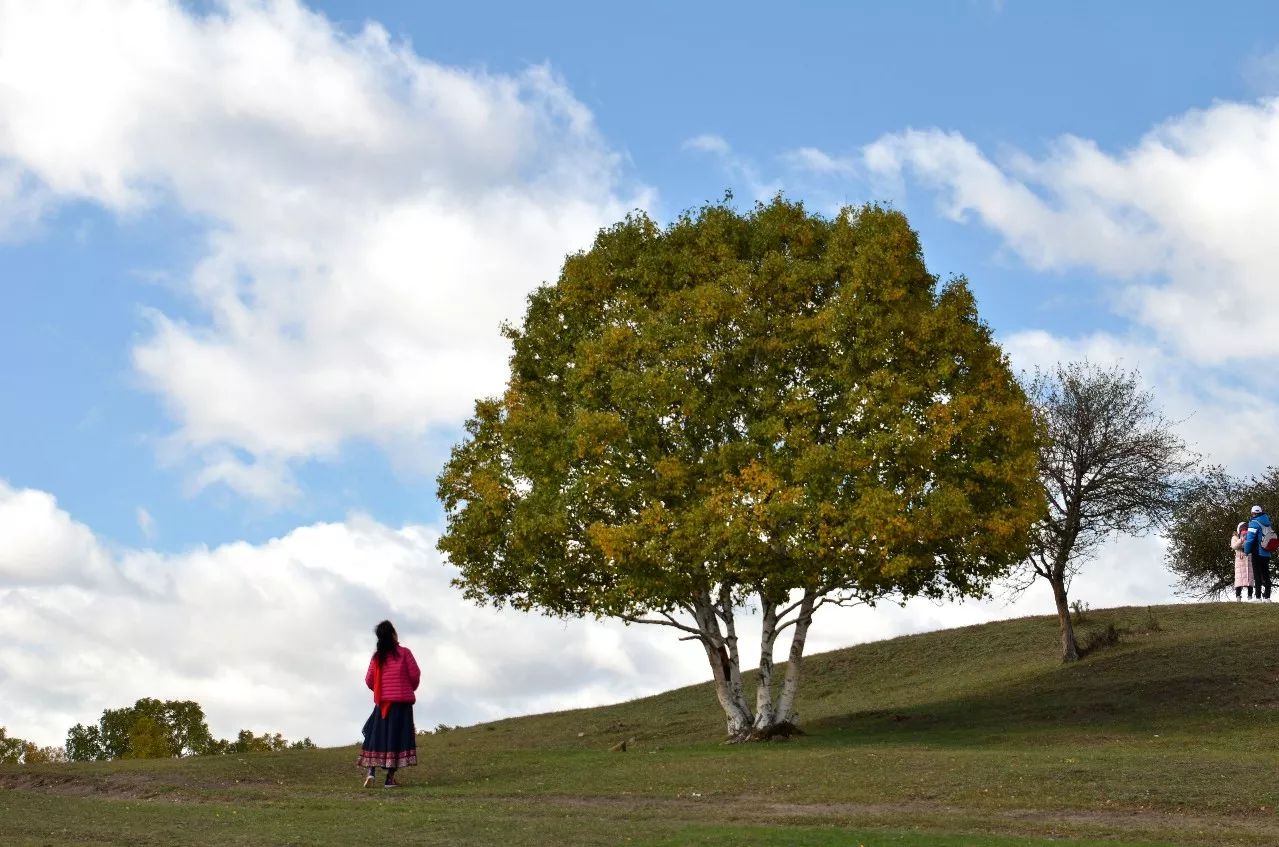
xmin=1232 ymin=521 xmax=1254 ymax=600
xmin=357 ymin=620 xmax=421 ymax=787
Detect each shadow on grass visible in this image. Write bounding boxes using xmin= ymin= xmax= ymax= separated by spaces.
xmin=802 ymin=611 xmax=1279 ymax=747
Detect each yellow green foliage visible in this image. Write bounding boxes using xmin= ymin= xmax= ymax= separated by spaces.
xmin=437 ymin=198 xmax=1045 ymax=617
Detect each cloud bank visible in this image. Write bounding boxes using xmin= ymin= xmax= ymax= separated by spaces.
xmin=863 ymin=101 xmax=1279 ymax=366
xmin=0 ymin=0 xmax=646 ymax=501
xmin=0 ymin=480 xmax=710 ymax=748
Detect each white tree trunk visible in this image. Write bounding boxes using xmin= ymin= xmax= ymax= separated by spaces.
xmin=776 ymin=590 xmax=816 ymax=725
xmin=719 ymin=585 xmax=750 ymax=723
xmin=753 ymin=596 xmax=778 ymax=730
xmin=689 ymin=586 xmax=821 ymax=739
xmin=694 ymin=594 xmax=753 ymax=736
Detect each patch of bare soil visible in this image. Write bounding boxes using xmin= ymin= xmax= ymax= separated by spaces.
xmin=0 ymin=770 xmax=279 ymax=801
xmin=0 ymin=771 xmax=165 ymax=800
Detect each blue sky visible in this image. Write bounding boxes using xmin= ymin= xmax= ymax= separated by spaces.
xmin=6 ymin=0 xmax=1277 ymax=552
xmin=4 ymin=0 xmax=1279 ymax=746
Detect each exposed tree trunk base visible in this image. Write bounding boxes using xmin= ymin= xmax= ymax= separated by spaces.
xmin=1077 ymin=622 xmax=1121 ymax=658
xmin=724 ymin=721 xmax=806 ymax=744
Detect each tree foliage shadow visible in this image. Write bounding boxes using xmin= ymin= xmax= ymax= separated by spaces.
xmin=802 ymin=623 xmax=1278 ymax=748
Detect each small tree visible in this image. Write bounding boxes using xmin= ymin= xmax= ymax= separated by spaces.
xmin=1019 ymin=363 xmax=1196 ymax=662
xmin=1166 ymin=466 xmax=1279 ymax=596
xmin=438 ymin=199 xmax=1044 ymax=739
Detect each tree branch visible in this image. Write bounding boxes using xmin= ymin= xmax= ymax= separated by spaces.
xmin=621 ymin=614 xmax=705 ymax=638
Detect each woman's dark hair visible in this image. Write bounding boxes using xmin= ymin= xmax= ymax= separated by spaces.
xmin=374 ymin=620 xmax=399 ymax=666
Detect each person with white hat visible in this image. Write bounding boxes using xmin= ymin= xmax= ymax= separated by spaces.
xmin=1232 ymin=521 xmax=1254 ymax=600
xmin=1245 ymin=505 xmax=1275 ymax=600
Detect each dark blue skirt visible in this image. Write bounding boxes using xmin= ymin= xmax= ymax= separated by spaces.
xmin=357 ymin=702 xmax=417 ymax=769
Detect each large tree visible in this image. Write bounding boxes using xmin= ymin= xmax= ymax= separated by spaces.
xmin=1019 ymin=363 xmax=1196 ymax=662
xmin=437 ymin=199 xmax=1044 ymax=740
xmin=1165 ymin=466 xmax=1279 ymax=596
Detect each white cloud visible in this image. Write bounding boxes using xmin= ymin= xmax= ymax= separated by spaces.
xmin=135 ymin=507 xmax=156 ymax=540
xmin=999 ymin=328 xmax=1279 ymax=476
xmin=1242 ymin=48 xmax=1279 ymax=93
xmin=682 ymin=133 xmax=782 ymax=201
xmin=851 ymin=100 xmax=1279 ymax=475
xmin=187 ymin=449 xmax=301 ymax=507
xmin=0 ymin=161 xmax=49 ymax=239
xmin=0 ymin=0 xmax=647 ymax=502
xmin=0 ymin=480 xmax=1191 ymax=749
xmin=0 ymin=483 xmax=114 ymax=588
xmin=0 ymin=481 xmax=711 ymax=748
xmin=782 ymin=146 xmax=857 ymax=177
xmin=682 ymin=134 xmax=732 ymax=156
xmin=862 ymin=101 xmax=1279 ymax=366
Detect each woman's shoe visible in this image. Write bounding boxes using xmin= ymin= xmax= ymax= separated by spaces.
xmin=362 ymin=774 xmax=374 ymax=788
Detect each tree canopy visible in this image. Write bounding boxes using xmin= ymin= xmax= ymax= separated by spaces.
xmin=1166 ymin=466 xmax=1279 ymax=597
xmin=437 ymin=198 xmax=1044 ymax=738
xmin=0 ymin=726 xmax=64 ymax=765
xmin=64 ymin=698 xmax=312 ymax=761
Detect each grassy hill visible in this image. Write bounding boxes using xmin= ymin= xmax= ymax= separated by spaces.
xmin=6 ymin=602 xmax=1279 ymax=846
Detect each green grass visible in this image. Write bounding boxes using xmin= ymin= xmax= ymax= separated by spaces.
xmin=6 ymin=602 xmax=1279 ymax=845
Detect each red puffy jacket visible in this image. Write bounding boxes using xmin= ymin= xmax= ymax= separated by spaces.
xmin=365 ymin=646 xmax=421 ymax=704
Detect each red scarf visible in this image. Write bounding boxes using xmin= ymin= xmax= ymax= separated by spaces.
xmin=372 ymin=660 xmax=391 ymax=718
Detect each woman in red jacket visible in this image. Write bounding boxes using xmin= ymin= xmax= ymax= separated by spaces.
xmin=357 ymin=620 xmax=421 ymax=787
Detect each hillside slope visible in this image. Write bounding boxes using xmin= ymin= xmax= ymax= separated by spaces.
xmin=6 ymin=602 xmax=1279 ymax=846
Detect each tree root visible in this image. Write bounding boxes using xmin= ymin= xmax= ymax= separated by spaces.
xmin=725 ymin=721 xmax=806 ymax=744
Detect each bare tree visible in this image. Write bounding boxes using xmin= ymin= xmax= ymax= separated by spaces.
xmin=1019 ymin=363 xmax=1196 ymax=662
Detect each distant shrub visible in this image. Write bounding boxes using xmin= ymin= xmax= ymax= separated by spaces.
xmin=416 ymin=724 xmax=454 ymax=738
xmin=1143 ymin=606 xmax=1163 ymax=633
xmin=1081 ymin=622 xmax=1120 ymax=656
xmin=1070 ymin=600 xmax=1091 ymax=625
xmin=205 ymin=730 xmax=314 ymax=754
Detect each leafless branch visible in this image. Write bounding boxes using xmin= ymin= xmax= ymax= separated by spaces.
xmin=621 ymin=614 xmax=705 ymax=638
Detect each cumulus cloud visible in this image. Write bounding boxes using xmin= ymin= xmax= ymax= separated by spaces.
xmin=781 ymin=146 xmax=857 ymax=177
xmin=844 ymin=98 xmax=1279 ymax=475
xmin=862 ymin=101 xmax=1279 ymax=365
xmin=0 ymin=483 xmax=115 ymax=588
xmin=0 ymin=0 xmax=647 ymax=502
xmin=0 ymin=480 xmax=1187 ymax=748
xmin=682 ymin=134 xmax=733 ymax=156
xmin=0 ymin=481 xmax=713 ymax=748
xmin=999 ymin=329 xmax=1279 ymax=476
